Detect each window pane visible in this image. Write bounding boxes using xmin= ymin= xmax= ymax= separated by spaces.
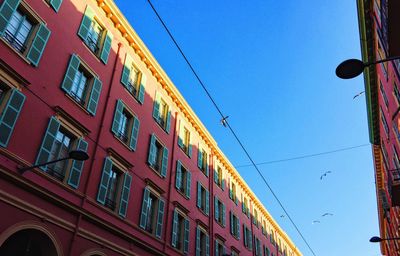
xmin=48 ymin=130 xmax=72 ymax=180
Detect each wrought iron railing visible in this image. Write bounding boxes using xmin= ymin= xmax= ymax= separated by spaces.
xmin=85 ymin=36 xmax=100 ymax=54
xmin=127 ymin=81 xmax=138 ymax=96
xmin=69 ymin=91 xmax=85 ymax=105
xmin=104 ymin=198 xmax=116 ymax=211
xmin=3 ymin=30 xmax=27 ymax=53
xmin=116 ymin=131 xmax=129 ymax=143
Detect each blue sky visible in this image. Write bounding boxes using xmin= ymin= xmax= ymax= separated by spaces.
xmin=115 ymin=1 xmax=380 ymax=255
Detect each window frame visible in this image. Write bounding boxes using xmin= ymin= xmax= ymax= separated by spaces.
xmin=197 ymin=181 xmax=209 ymax=216
xmin=178 ymin=121 xmax=192 ymax=157
xmin=214 ymin=196 xmax=226 ymax=227
xmin=175 ymin=160 xmax=191 ymax=199
xmin=139 ymin=186 xmax=165 ymax=238
xmin=152 ymin=92 xmax=171 ymax=133
xmin=171 ymin=208 xmax=190 ymax=254
xmin=147 ymin=133 xmax=169 ymax=178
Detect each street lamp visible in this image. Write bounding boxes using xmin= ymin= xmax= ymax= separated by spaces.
xmin=369 ymin=236 xmax=400 ymax=243
xmin=18 ymin=150 xmax=89 ymax=174
xmin=335 ymin=56 xmax=400 ymax=79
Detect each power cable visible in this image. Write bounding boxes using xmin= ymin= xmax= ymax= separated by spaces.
xmin=146 ymin=1 xmax=317 ymax=255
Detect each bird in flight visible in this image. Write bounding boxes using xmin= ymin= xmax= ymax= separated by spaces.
xmin=220 ymin=116 xmax=229 ymax=127
xmin=280 ymin=215 xmax=285 ymax=218
xmin=353 ymin=91 xmax=365 ymax=99
xmin=312 ymin=220 xmax=320 ymax=224
xmin=320 ymin=171 xmax=332 ymax=180
xmin=322 ymin=213 xmax=333 ymax=217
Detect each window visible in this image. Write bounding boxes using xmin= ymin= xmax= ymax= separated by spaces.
xmin=178 ymin=123 xmax=192 ymax=157
xmin=121 ymin=54 xmax=146 ymax=104
xmin=147 ymin=134 xmax=169 ymax=177
xmin=264 ymin=245 xmax=270 ymax=256
xmin=0 ymin=83 xmax=25 ymax=147
xmin=0 ymin=0 xmax=51 ymax=66
xmin=214 ymin=239 xmax=225 ymax=256
xmin=60 ymin=54 xmax=102 ymax=116
xmin=243 ymin=224 xmax=253 ymax=250
xmin=175 ymin=160 xmax=191 ymax=198
xmin=262 ymin=220 xmax=267 ymax=235
xmin=96 ymin=157 xmax=132 ymax=217
xmin=153 ymin=93 xmax=171 ymax=133
xmin=111 ymin=100 xmax=140 ymax=150
xmin=214 ymin=165 xmax=225 ymax=190
xmin=380 ymin=107 xmax=389 ymax=137
xmin=77 ymin=5 xmax=112 ymax=64
xmin=242 ymin=195 xmax=250 ymax=217
xmin=229 ymin=211 xmax=240 ymax=239
xmin=229 ymin=181 xmax=238 ymax=205
xmin=380 ymin=81 xmax=389 ymax=108
xmin=196 ymin=182 xmax=209 ymax=215
xmin=35 ymin=117 xmax=88 ymax=188
xmin=46 ymin=0 xmax=63 ymax=12
xmin=255 ymin=236 xmax=261 ymax=256
xmin=214 ymin=196 xmax=226 ymax=227
xmin=195 ymin=226 xmax=209 ymax=256
xmin=197 ymin=146 xmax=209 ymax=176
xmin=139 ymin=187 xmax=165 ymax=238
xmin=394 ymin=82 xmax=400 ymax=106
xmin=253 ymin=209 xmax=259 ymax=227
xmin=171 ymin=209 xmax=190 ymax=253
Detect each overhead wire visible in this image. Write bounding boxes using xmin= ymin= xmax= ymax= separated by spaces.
xmin=146 ymin=1 xmax=318 ymax=255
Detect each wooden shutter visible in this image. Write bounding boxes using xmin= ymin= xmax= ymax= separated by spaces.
xmin=195 ymin=226 xmax=200 ymax=256
xmin=214 ymin=196 xmax=219 ymax=222
xmin=155 ymin=198 xmax=165 ymax=238
xmin=139 ymin=187 xmax=150 ymax=229
xmin=205 ymin=153 xmax=209 ymax=177
xmin=129 ymin=115 xmax=140 ymax=151
xmin=237 ymin=218 xmax=240 ymax=239
xmin=196 ymin=182 xmax=201 ymax=208
xmin=152 ymin=92 xmax=160 ymax=122
xmin=111 ymin=100 xmax=124 ymax=135
xmin=205 ymin=234 xmax=210 ymax=256
xmin=171 ymin=210 xmax=178 ymax=247
xmin=197 ymin=146 xmax=203 ymax=169
xmin=205 ymin=188 xmax=209 ymax=215
xmin=100 ymin=30 xmax=113 ymax=64
xmin=87 ymin=77 xmax=102 ymax=115
xmin=67 ymin=138 xmax=88 ymax=189
xmin=222 ymin=203 xmax=226 ymax=227
xmin=35 ymin=117 xmax=60 ymax=171
xmin=77 ymin=5 xmax=95 ymax=40
xmin=183 ymin=218 xmax=190 ymax=254
xmin=161 ymin=146 xmax=168 ymax=178
xmin=138 ymin=73 xmax=146 ymax=104
xmin=244 ymin=226 xmax=248 ymax=247
xmin=186 ymin=170 xmax=191 ymax=198
xmin=0 ymin=89 xmax=25 ymax=147
xmin=147 ymin=134 xmax=157 ymax=166
xmin=0 ymin=0 xmax=21 ymax=34
xmin=229 ymin=211 xmax=233 ymax=234
xmin=215 ymin=240 xmax=219 ymax=256
xmin=214 ymin=166 xmax=218 ymax=184
xmin=165 ymin=110 xmax=171 ymax=134
xmin=96 ymin=157 xmax=112 ymax=204
xmin=27 ymin=23 xmax=51 ymax=67
xmin=121 ymin=54 xmax=133 ymax=88
xmin=175 ymin=160 xmax=182 ymax=190
xmin=60 ymin=54 xmax=80 ymax=93
xmin=118 ymin=172 xmax=132 ymax=218
xmin=49 ymin=0 xmax=63 ymax=12
xmin=242 ymin=194 xmax=245 ymax=213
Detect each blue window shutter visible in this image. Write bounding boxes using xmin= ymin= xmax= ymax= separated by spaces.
xmin=111 ymin=100 xmax=124 ymax=135
xmin=152 ymin=93 xmax=160 ymax=122
xmin=222 ymin=203 xmax=226 ymax=227
xmin=214 ymin=196 xmax=218 ymax=221
xmin=129 ymin=115 xmax=140 ymax=151
xmin=197 ymin=147 xmax=203 ymax=169
xmin=77 ymin=6 xmax=95 ymax=40
xmin=67 ymin=138 xmax=88 ymax=189
xmin=87 ymin=77 xmax=102 ymax=116
xmin=188 ymin=144 xmax=192 ymax=158
xmin=118 ymin=172 xmax=132 ymax=218
xmin=35 ymin=117 xmax=60 ymax=171
xmin=138 ymin=73 xmax=146 ymax=104
xmin=215 ymin=240 xmax=219 ymax=256
xmin=205 ymin=189 xmax=209 ymax=215
xmin=242 ymin=194 xmax=245 ymax=213
xmin=205 ymin=155 xmax=209 ymax=177
xmin=196 ymin=182 xmax=201 ymax=208
xmin=0 ymin=0 xmax=21 ymax=35
xmin=61 ymin=54 xmax=80 ymax=93
xmin=214 ymin=167 xmax=218 ymax=184
xmin=229 ymin=211 xmax=233 ymax=234
xmin=195 ymin=226 xmax=200 ymax=256
xmin=186 ymin=170 xmax=191 ymax=198
xmin=235 ymin=194 xmax=238 ymax=205
xmin=49 ymin=0 xmax=63 ymax=12
xmin=96 ymin=157 xmax=112 ymax=204
xmin=221 ymin=178 xmax=225 ymax=191
xmin=0 ymin=89 xmax=25 ymax=147
xmin=183 ymin=218 xmax=190 ymax=254
xmin=165 ymin=110 xmax=171 ymax=134
xmin=27 ymin=23 xmax=51 ymax=67
xmin=249 ymin=231 xmax=253 ymax=250
xmin=100 ymin=30 xmax=113 ymax=64
xmin=161 ymin=146 xmax=168 ymax=178
xmin=156 ymin=198 xmax=165 ymax=238
xmin=175 ymin=160 xmax=182 ymax=190
xmin=171 ymin=210 xmax=178 ymax=247
xmin=147 ymin=134 xmax=157 ymax=166
xmin=244 ymin=226 xmax=247 ymax=247
xmin=205 ymin=234 xmax=210 ymax=256
xmin=139 ymin=188 xmax=150 ymax=229
xmin=237 ymin=218 xmax=240 ymax=239
xmin=121 ymin=54 xmax=133 ymax=88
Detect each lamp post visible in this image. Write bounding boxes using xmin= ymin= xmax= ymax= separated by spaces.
xmin=18 ymin=150 xmax=89 ymax=174
xmin=369 ymin=236 xmax=400 ymax=243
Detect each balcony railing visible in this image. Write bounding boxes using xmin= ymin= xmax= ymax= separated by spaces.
xmin=3 ymin=30 xmax=27 ymax=53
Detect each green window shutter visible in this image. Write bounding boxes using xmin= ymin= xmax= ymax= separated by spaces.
xmin=205 ymin=189 xmax=209 ymax=215
xmin=161 ymin=146 xmax=168 ymax=178
xmin=188 ymin=144 xmax=192 ymax=158
xmin=0 ymin=89 xmax=25 ymax=147
xmin=215 ymin=240 xmax=219 ymax=256
xmin=49 ymin=0 xmax=63 ymax=12
xmin=195 ymin=226 xmax=200 ymax=256
xmin=77 ymin=5 xmax=95 ymax=40
xmin=118 ymin=172 xmax=132 ymax=218
xmin=0 ymin=0 xmax=21 ymax=35
xmin=249 ymin=231 xmax=253 ymax=250
xmin=205 ymin=234 xmax=210 ymax=256
xmin=177 ymin=136 xmax=183 ymax=148
xmin=235 ymin=194 xmax=238 ymax=205
xmin=67 ymin=138 xmax=88 ymax=189
xmin=111 ymin=99 xmax=124 ymax=135
xmin=221 ymin=177 xmax=225 ymax=191
xmin=214 ymin=167 xmax=218 ymax=184
xmin=139 ymin=187 xmax=150 ymax=229
xmin=242 ymin=195 xmax=245 ymax=213
xmin=183 ymin=218 xmax=190 ymax=253
xmin=229 ymin=211 xmax=233 ymax=234
xmin=152 ymin=93 xmax=160 ymax=122
xmin=26 ymin=23 xmax=51 ymax=67
xmin=196 ymin=182 xmax=201 ymax=208
xmin=147 ymin=134 xmax=157 ymax=166
xmin=186 ymin=170 xmax=191 ymax=198
xmin=61 ymin=54 xmax=80 ymax=93
xmin=237 ymin=218 xmax=240 ymax=239
xmin=165 ymin=110 xmax=171 ymax=134
xmin=100 ymin=30 xmax=112 ymax=64
xmin=205 ymin=156 xmax=209 ymax=177
xmin=197 ymin=147 xmax=203 ymax=169
xmin=222 ymin=203 xmax=226 ymax=227
xmin=35 ymin=117 xmax=60 ymax=171
xmin=87 ymin=77 xmax=102 ymax=116
xmin=214 ymin=196 xmax=218 ymax=221
xmin=171 ymin=210 xmax=178 ymax=247
xmin=96 ymin=157 xmax=112 ymax=204
xmin=155 ymin=198 xmax=165 ymax=238
xmin=138 ymin=73 xmax=146 ymax=104
xmin=244 ymin=226 xmax=247 ymax=247
xmin=175 ymin=160 xmax=182 ymax=190
xmin=129 ymin=115 xmax=140 ymax=151
xmin=121 ymin=54 xmax=133 ymax=88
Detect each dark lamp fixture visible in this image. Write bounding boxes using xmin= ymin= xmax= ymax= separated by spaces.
xmin=336 ymin=56 xmax=400 ymax=79
xmin=369 ymin=236 xmax=400 ymax=243
xmin=18 ymin=150 xmax=89 ymax=174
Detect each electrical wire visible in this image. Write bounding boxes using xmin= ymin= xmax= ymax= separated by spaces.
xmin=146 ymin=1 xmax=317 ymax=255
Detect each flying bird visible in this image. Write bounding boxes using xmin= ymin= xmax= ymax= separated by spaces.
xmin=353 ymin=91 xmax=365 ymax=99
xmin=320 ymin=171 xmax=332 ymax=180
xmin=312 ymin=220 xmax=320 ymax=224
xmin=220 ymin=116 xmax=229 ymax=127
xmin=280 ymin=215 xmax=285 ymax=218
xmin=322 ymin=213 xmax=333 ymax=217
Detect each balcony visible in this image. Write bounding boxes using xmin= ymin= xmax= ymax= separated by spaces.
xmin=389 ymin=169 xmax=400 ymax=206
